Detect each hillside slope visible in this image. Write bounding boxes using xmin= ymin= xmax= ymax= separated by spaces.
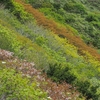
xmin=0 ymin=0 xmax=100 ymax=100
xmin=28 ymin=0 xmax=100 ymax=49
xmin=15 ymin=0 xmax=100 ymax=61
xmin=0 ymin=49 xmax=83 ymax=100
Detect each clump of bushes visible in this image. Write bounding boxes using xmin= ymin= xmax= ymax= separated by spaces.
xmin=47 ymin=62 xmax=100 ymax=100
xmin=47 ymin=63 xmax=76 ymax=84
xmin=86 ymin=14 xmax=98 ymax=22
xmin=76 ymin=80 xmax=99 ymax=100
xmin=0 ymin=0 xmax=33 ymax=22
xmin=0 ymin=68 xmax=47 ymax=100
xmin=63 ymin=2 xmax=86 ymax=14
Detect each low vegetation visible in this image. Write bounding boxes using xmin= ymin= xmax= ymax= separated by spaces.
xmin=0 ymin=0 xmax=100 ymax=100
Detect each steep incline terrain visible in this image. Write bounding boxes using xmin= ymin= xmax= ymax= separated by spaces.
xmin=28 ymin=0 xmax=100 ymax=49
xmin=15 ymin=0 xmax=100 ymax=61
xmin=0 ymin=0 xmax=100 ymax=100
xmin=0 ymin=49 xmax=83 ymax=100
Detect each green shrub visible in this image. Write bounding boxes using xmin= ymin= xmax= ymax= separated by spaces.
xmin=86 ymin=14 xmax=98 ymax=22
xmin=76 ymin=80 xmax=99 ymax=100
xmin=63 ymin=2 xmax=86 ymax=14
xmin=65 ymin=15 xmax=75 ymax=23
xmin=0 ymin=68 xmax=47 ymax=100
xmin=0 ymin=24 xmax=21 ymax=53
xmin=0 ymin=0 xmax=33 ymax=22
xmin=27 ymin=0 xmax=52 ymax=8
xmin=53 ymin=3 xmax=60 ymax=10
xmin=47 ymin=63 xmax=76 ymax=84
xmin=39 ymin=8 xmax=65 ymax=23
xmin=0 ymin=0 xmax=12 ymax=8
xmin=35 ymin=36 xmax=48 ymax=46
xmin=92 ymin=22 xmax=100 ymax=29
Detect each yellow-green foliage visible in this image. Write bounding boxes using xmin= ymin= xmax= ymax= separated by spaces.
xmin=0 ymin=24 xmax=21 ymax=53
xmin=1 ymin=0 xmax=34 ymax=21
xmin=0 ymin=67 xmax=47 ymax=100
xmin=83 ymin=51 xmax=100 ymax=71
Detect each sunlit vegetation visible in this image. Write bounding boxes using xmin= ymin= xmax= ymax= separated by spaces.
xmin=0 ymin=68 xmax=47 ymax=100
xmin=0 ymin=0 xmax=100 ymax=100
xmin=14 ymin=0 xmax=100 ymax=61
xmin=30 ymin=0 xmax=100 ymax=50
xmin=0 ymin=49 xmax=84 ymax=100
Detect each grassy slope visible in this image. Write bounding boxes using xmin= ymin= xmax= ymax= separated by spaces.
xmin=0 ymin=3 xmax=85 ymax=100
xmin=15 ymin=0 xmax=100 ymax=61
xmin=35 ymin=0 xmax=100 ymax=49
xmin=0 ymin=0 xmax=100 ymax=99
